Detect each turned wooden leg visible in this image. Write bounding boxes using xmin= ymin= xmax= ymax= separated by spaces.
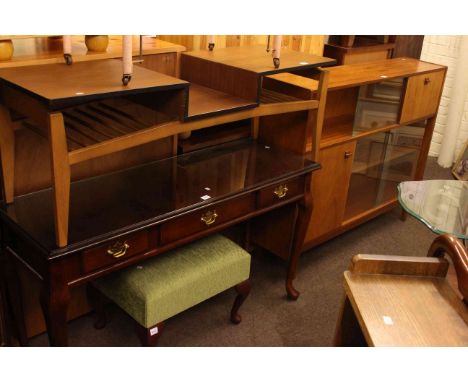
xmin=40 ymin=275 xmax=71 ymax=347
xmin=0 ymin=105 xmax=15 ymax=204
xmin=86 ymin=284 xmax=108 ymax=330
xmin=3 ymin=253 xmax=28 ymax=346
xmin=135 ymin=321 xmax=165 ymax=347
xmin=230 ymin=279 xmax=251 ymax=324
xmin=48 ymin=112 xmax=71 ymax=248
xmin=287 ymin=173 xmax=313 ymax=300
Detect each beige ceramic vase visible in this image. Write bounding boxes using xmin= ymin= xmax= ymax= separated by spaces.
xmin=85 ymin=35 xmax=109 ymax=52
xmin=0 ymin=39 xmax=14 ymax=61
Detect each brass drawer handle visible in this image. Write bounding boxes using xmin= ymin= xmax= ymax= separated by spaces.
xmin=201 ymin=210 xmax=218 ymax=226
xmin=107 ymin=241 xmax=130 ymax=258
xmin=274 ymin=184 xmax=289 ymax=199
xmin=344 ymin=151 xmax=353 ymax=159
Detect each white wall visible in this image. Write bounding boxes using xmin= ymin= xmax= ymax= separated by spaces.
xmin=421 ymin=35 xmax=468 ymax=165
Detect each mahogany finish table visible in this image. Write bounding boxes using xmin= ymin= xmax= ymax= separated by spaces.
xmin=0 ymin=139 xmax=320 ymax=346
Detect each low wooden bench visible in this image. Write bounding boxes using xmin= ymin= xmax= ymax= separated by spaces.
xmin=89 ymin=234 xmax=251 ymax=346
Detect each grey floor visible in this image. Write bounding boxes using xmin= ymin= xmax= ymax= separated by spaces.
xmin=29 ymin=157 xmax=452 ymax=346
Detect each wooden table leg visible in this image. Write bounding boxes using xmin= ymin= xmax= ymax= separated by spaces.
xmin=39 ymin=266 xmax=71 ymax=346
xmin=286 ymin=173 xmax=313 ymax=300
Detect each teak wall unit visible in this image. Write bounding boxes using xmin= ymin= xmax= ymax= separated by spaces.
xmin=264 ymin=58 xmax=446 ymax=249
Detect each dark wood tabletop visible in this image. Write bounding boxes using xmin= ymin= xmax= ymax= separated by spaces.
xmin=0 ymin=139 xmax=319 ymax=257
xmin=0 ymin=59 xmax=189 ymax=110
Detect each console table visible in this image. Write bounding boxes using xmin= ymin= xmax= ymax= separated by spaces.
xmin=0 ymin=139 xmax=319 ymax=346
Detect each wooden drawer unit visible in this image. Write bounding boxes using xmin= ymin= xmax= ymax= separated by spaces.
xmin=160 ymin=194 xmax=255 ymax=245
xmin=400 ymin=70 xmax=445 ymax=124
xmin=81 ymin=230 xmax=150 ymax=274
xmin=257 ymin=177 xmax=304 ymax=209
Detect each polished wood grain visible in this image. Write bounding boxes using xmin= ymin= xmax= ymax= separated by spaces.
xmin=48 ymin=113 xmax=70 ymax=248
xmin=267 ymin=58 xmax=445 ymax=92
xmin=339 ymin=254 xmax=468 ymax=346
xmin=182 ymin=46 xmax=335 ymax=75
xmin=400 ymin=71 xmax=446 ymax=123
xmin=0 ymin=105 xmax=15 ymax=203
xmin=0 ymin=59 xmax=188 ymax=109
xmin=159 ymin=35 xmax=325 ymax=56
xmin=0 ymin=36 xmax=185 ymax=69
xmin=304 ymin=141 xmax=356 ymax=244
xmin=187 ymin=83 xmax=257 ymax=119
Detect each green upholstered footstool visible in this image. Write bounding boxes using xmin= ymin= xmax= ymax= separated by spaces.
xmin=88 ymin=234 xmax=251 ymax=346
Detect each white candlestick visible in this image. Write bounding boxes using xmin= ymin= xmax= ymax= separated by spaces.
xmin=272 ymin=35 xmax=282 ymax=59
xmin=63 ymin=35 xmax=72 ymax=55
xmin=122 ymin=35 xmax=133 ymax=75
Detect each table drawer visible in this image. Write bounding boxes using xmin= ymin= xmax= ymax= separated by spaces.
xmin=257 ymin=177 xmax=304 ymax=209
xmin=160 ymin=194 xmax=255 ymax=245
xmin=81 ymin=230 xmax=150 ymax=274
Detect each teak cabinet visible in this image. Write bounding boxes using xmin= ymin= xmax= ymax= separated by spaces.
xmin=303 ymin=58 xmax=446 ymax=248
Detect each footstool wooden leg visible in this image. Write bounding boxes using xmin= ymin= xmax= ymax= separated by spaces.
xmin=135 ymin=321 xmax=165 ymax=347
xmin=230 ymin=279 xmax=251 ymax=324
xmin=87 ymin=284 xmax=108 ymax=330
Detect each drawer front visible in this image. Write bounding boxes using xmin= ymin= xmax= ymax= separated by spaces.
xmin=160 ymin=194 xmax=255 ymax=245
xmin=81 ymin=230 xmax=150 ymax=274
xmin=400 ymin=70 xmax=445 ymax=124
xmin=257 ymin=177 xmax=304 ymax=209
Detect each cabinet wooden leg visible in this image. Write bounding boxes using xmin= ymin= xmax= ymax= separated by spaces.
xmin=287 ymin=173 xmax=313 ymax=300
xmin=230 ymin=279 xmax=251 ymax=324
xmin=4 ymin=256 xmax=28 ymax=346
xmin=48 ymin=113 xmax=71 ymax=247
xmin=135 ymin=321 xmax=164 ymax=347
xmin=333 ymin=295 xmax=367 ymax=346
xmin=40 ymin=281 xmax=71 ymax=346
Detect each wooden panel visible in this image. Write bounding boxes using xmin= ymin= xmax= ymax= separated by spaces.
xmin=160 ymin=194 xmax=255 ymax=245
xmin=257 ymin=177 xmax=304 ymax=209
xmin=180 ymin=54 xmax=260 ymax=102
xmin=81 ymin=230 xmax=150 ymax=274
xmin=344 ymin=271 xmax=468 ymax=346
xmin=305 ymin=141 xmax=356 ymax=243
xmin=392 ymin=36 xmax=424 ymax=59
xmin=400 ymin=71 xmax=445 ymax=123
xmin=137 ymin=53 xmax=177 ymax=77
xmin=159 ymin=35 xmax=325 ymax=56
xmin=342 ymin=50 xmax=391 ymax=65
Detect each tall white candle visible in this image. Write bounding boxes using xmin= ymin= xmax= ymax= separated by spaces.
xmin=272 ymin=35 xmax=282 ymax=59
xmin=122 ymin=35 xmax=133 ymax=75
xmin=208 ymin=35 xmax=215 ymax=45
xmin=63 ymin=35 xmax=72 ymax=55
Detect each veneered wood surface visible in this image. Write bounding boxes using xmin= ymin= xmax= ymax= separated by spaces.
xmin=266 ymin=58 xmax=446 ymax=91
xmin=304 ymin=141 xmax=356 ymax=243
xmin=0 ymin=59 xmax=188 ymax=109
xmin=344 ymin=270 xmax=468 ymax=346
xmin=0 ymin=36 xmax=185 ymax=69
xmin=400 ymin=71 xmax=446 ymax=123
xmin=182 ymin=45 xmax=335 ymax=75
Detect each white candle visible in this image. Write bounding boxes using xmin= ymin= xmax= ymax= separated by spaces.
xmin=122 ymin=35 xmax=133 ymax=75
xmin=208 ymin=35 xmax=215 ymax=45
xmin=63 ymin=35 xmax=72 ymax=55
xmin=272 ymin=35 xmax=282 ymax=59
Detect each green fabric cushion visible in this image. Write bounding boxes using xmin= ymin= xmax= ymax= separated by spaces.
xmin=92 ymin=234 xmax=251 ymax=328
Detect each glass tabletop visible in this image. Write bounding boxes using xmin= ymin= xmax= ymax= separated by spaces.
xmin=398 ymin=180 xmax=468 ymax=239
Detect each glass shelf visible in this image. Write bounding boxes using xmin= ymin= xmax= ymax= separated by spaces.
xmin=398 ymin=180 xmax=468 ymax=239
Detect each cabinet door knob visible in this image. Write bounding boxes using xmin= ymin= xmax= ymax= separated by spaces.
xmin=424 ymin=77 xmax=431 ymax=85
xmin=344 ymin=151 xmax=353 ymax=159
